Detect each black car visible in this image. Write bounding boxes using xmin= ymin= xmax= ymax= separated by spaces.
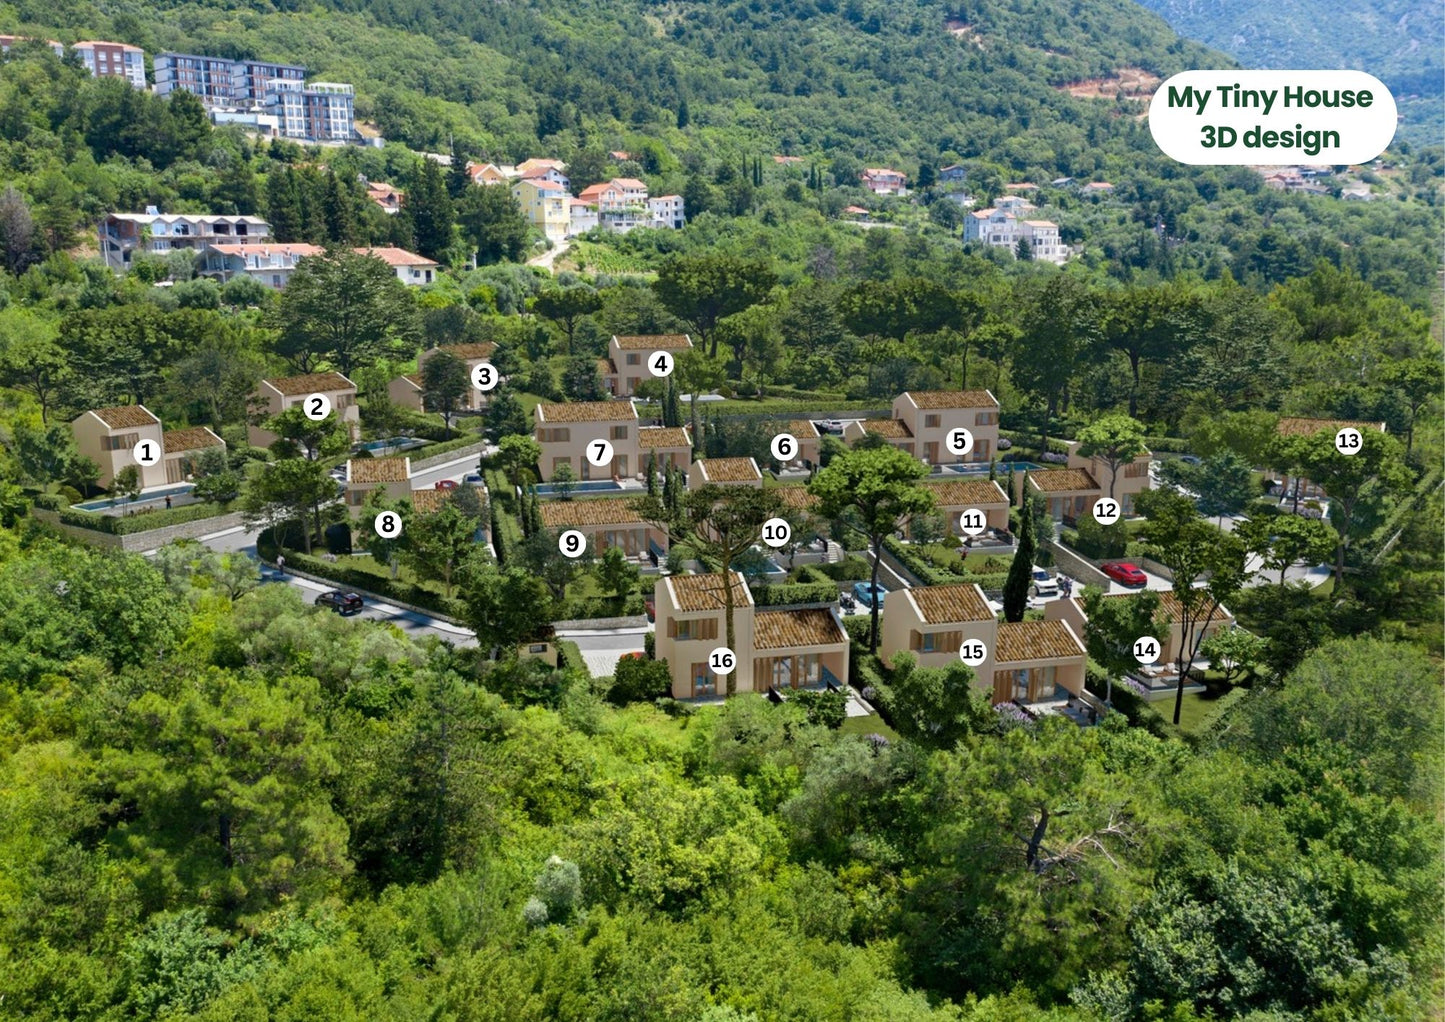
xmin=315 ymin=590 xmax=364 ymax=615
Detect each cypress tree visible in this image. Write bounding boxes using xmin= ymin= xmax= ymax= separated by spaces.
xmin=265 ymin=167 xmax=304 ymax=242
xmin=446 ymin=140 xmax=472 ymax=200
xmin=1002 ymin=486 xmax=1035 ymax=623
xmin=406 ymin=158 xmax=455 ymax=262
xmin=321 ymin=169 xmax=355 ymax=245
xmin=676 ymin=96 xmax=690 ymax=128
xmin=646 ymin=451 xmax=658 ymax=496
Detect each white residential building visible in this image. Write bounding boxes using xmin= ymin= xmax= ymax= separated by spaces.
xmin=964 ymin=205 xmax=1068 ymax=264
xmin=99 ymin=212 xmax=272 ymax=271
xmin=647 ymin=194 xmax=685 ymax=229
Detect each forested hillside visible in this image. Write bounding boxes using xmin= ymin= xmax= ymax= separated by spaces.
xmin=1133 ymin=0 xmax=1444 ymax=144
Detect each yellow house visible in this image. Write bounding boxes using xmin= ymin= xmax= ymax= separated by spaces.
xmin=511 ymin=178 xmax=570 ymax=243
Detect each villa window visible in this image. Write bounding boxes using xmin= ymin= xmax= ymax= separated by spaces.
xmin=625 ymin=353 xmax=641 ymax=366
xmin=691 ymin=663 xmax=716 ymax=697
xmin=671 ymin=618 xmax=718 ymax=642
xmin=610 ymin=426 xmax=628 ymax=440
xmin=924 ymin=414 xmax=941 ymax=428
xmin=102 ymin=433 xmax=139 ymax=451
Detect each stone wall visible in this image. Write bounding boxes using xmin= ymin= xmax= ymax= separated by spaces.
xmin=410 ymin=441 xmax=488 ymax=473
xmin=33 ymin=509 xmax=246 ymax=552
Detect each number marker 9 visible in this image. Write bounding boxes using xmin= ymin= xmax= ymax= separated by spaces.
xmin=558 ymin=529 xmax=586 ymax=558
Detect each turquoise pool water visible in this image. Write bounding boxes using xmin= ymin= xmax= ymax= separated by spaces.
xmin=73 ymin=483 xmax=196 ymax=512
xmin=534 ymin=479 xmax=625 ymax=496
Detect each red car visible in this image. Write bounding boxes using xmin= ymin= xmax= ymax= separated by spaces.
xmin=435 ymin=479 xmax=458 ymax=490
xmin=1102 ymin=562 xmax=1148 ymax=587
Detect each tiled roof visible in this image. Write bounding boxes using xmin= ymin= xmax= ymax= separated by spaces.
xmin=348 ymin=457 xmax=409 ymax=484
xmin=638 ymin=426 xmax=691 ymax=449
xmin=409 ymin=489 xmax=449 ymax=514
xmin=434 ymin=342 xmax=496 ymax=360
xmin=754 ymin=608 xmax=847 ymax=650
xmin=612 ymin=177 xmax=647 ymax=189
xmin=1097 ymin=591 xmax=1233 ymax=624
xmin=206 ymin=243 xmax=322 ymax=258
xmin=860 ymin=418 xmax=912 ymax=438
xmin=613 ymin=333 xmax=692 ymax=350
xmin=539 ymin=498 xmax=646 ymax=528
xmin=91 ymin=405 xmax=159 ymax=428
xmin=536 ymin=401 xmax=637 ymax=423
xmin=1028 ymin=468 xmax=1099 ymax=493
xmin=668 ymin=571 xmax=752 ymax=613
xmin=697 ymin=457 xmax=762 ymax=482
xmin=995 ymin=620 xmax=1085 ymax=663
xmin=162 ymin=427 xmax=223 ymax=453
xmin=579 ymin=182 xmax=621 ymax=199
xmin=903 ymin=390 xmax=1000 ymax=409
xmin=910 ymin=583 xmax=994 ymax=624
xmin=1276 ymin=416 xmax=1385 ymax=437
xmin=265 ymin=371 xmax=354 ymax=396
xmin=785 ymin=419 xmax=821 ymax=438
xmin=597 ymin=358 xmax=616 ymax=376
xmin=923 ymin=479 xmax=1009 ymax=506
xmin=355 ymin=246 xmax=436 ymax=267
xmin=396 ymin=373 xmax=423 ymax=389
xmin=775 ymin=487 xmax=819 ymax=510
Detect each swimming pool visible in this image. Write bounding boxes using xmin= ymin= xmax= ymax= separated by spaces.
xmin=935 ymin=461 xmax=1046 ymax=476
xmin=534 ymin=479 xmax=626 ymax=496
xmin=355 ymin=436 xmax=430 ymax=457
xmin=73 ymin=483 xmax=196 ymax=513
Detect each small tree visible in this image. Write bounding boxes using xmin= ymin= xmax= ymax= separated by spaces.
xmin=496 ymin=434 xmax=541 ymax=489
xmin=1200 ymin=627 xmax=1264 ymax=688
xmin=609 ymin=655 xmax=672 ymax=705
xmin=359 ymin=490 xmax=408 ymax=578
xmin=551 ymin=462 xmax=575 ymax=501
xmin=875 ymin=652 xmax=988 ymax=749
xmin=404 ymin=501 xmax=483 ymax=597
xmin=113 ymin=464 xmax=142 ymax=503
xmin=1075 ymin=414 xmax=1148 ymax=500
xmin=421 ymin=350 xmax=470 ymax=440
xmin=1002 ymin=487 xmax=1036 ymax=622
xmin=240 ymin=457 xmax=335 ymax=554
xmin=458 ymin=559 xmax=554 ymax=658
xmin=1078 ymin=585 xmax=1167 ymax=704
xmin=264 ymin=405 xmax=350 ymax=461
xmin=1235 ymin=513 xmax=1336 ymax=586
xmin=596 ymin=545 xmax=640 ymax=599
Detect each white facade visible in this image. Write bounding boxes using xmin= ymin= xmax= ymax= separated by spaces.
xmin=964 ymin=206 xmax=1068 ymax=264
xmin=647 ymin=195 xmax=685 ymax=229
xmin=264 ymin=80 xmax=355 ymax=143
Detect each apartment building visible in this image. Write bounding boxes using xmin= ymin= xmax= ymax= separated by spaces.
xmin=639 ymin=426 xmax=693 ymax=474
xmin=389 ymin=342 xmax=498 ymax=413
xmin=919 ymin=479 xmax=1011 ymax=537
xmin=249 ymin=372 xmax=360 ymax=447
xmin=1062 ymin=439 xmax=1152 ymax=515
xmin=578 ymin=180 xmax=629 ymax=213
xmin=73 ymin=41 xmax=146 ymax=89
xmin=0 ymin=36 xmax=64 ymax=57
xmin=892 ymin=390 xmax=1000 ymax=466
xmin=600 ymin=333 xmax=694 ymax=396
xmin=99 ymin=212 xmax=271 ymax=271
xmin=568 ymin=199 xmax=599 ymax=235
xmin=689 ymin=458 xmax=764 ymax=489
xmin=964 ymin=206 xmax=1068 ymax=264
xmin=881 ymin=582 xmax=1089 ymax=706
xmin=535 ymin=400 xmax=640 ymax=481
xmin=538 ymin=498 xmax=667 ymax=561
xmin=1045 ymin=591 xmax=1236 ymax=673
xmin=71 ymin=406 xmax=224 ymax=489
xmin=344 ymin=456 xmax=411 ymax=507
xmin=265 ymin=80 xmax=355 ymax=143
xmin=198 ymin=242 xmax=323 ymax=289
xmin=653 ymin=572 xmax=851 ymax=698
xmin=154 ymin=53 xmax=306 ymax=106
xmin=647 ymin=195 xmax=686 ymax=229
xmin=511 ymin=178 xmax=570 ymax=243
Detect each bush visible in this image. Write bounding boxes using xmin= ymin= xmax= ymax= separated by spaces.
xmin=556 ymin=640 xmax=587 ymax=674
xmin=810 ymin=556 xmax=872 ymax=581
xmin=609 ymin=654 xmax=672 ymax=704
xmin=792 ymin=689 xmax=847 ymax=729
xmin=643 ymin=631 xmax=656 ymax=658
xmin=1065 ymin=515 xmax=1129 ymax=559
xmin=750 ymin=581 xmax=839 ymax=607
xmin=31 ymin=493 xmax=64 ymax=510
xmin=1142 ymin=435 xmax=1190 ymax=453
xmin=54 ymin=501 xmax=238 ymax=535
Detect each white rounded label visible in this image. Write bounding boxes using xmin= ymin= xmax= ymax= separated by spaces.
xmin=959 ymin=508 xmax=987 ymax=537
xmin=648 ymin=351 xmax=674 ymax=378
xmin=374 ymin=511 xmax=403 ymax=539
xmin=1148 ymin=70 xmax=1397 ymax=166
xmin=133 ymin=439 xmax=161 ymax=467
xmin=585 ymin=439 xmax=614 ymax=467
xmin=947 ymin=428 xmax=974 ymax=457
xmin=761 ymin=517 xmax=791 ymax=549
xmin=558 ymin=529 xmax=586 ymax=558
xmin=770 ymin=433 xmax=797 ymax=462
xmin=1092 ymin=497 xmax=1121 ymax=526
xmin=709 ymin=646 xmax=736 ymax=675
xmin=959 ymin=639 xmax=988 ymax=667
xmin=1133 ymin=636 xmax=1161 ymax=666
xmin=303 ymin=393 xmax=332 ymax=421
xmin=1334 ymin=427 xmax=1362 ymax=455
xmin=471 ymin=362 xmax=499 ymax=392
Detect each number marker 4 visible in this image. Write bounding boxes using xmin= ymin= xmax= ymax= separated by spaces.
xmin=649 ymin=351 xmax=674 ymax=378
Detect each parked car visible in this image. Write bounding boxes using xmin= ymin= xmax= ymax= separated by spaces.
xmin=463 ymin=473 xmax=484 ymax=485
xmin=1178 ymin=454 xmax=1202 ymax=466
xmin=315 ymin=590 xmax=364 ymax=615
xmin=1102 ymin=562 xmax=1148 ymax=587
xmin=851 ymin=581 xmax=888 ymax=609
xmin=1030 ymin=567 xmax=1060 ymax=598
xmin=435 ymin=479 xmax=458 ymax=490
xmin=816 ymin=419 xmax=845 ymax=435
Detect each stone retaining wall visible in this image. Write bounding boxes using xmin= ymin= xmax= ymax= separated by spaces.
xmin=34 ymin=509 xmax=247 ymax=552
xmin=410 ymin=441 xmax=488 ymax=473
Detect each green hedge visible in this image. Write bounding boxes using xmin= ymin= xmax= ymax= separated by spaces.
xmin=55 ymin=501 xmax=237 ymax=535
xmin=1142 ymin=436 xmax=1190 ymax=454
xmin=751 ymin=581 xmax=839 ymax=607
xmin=484 ymin=469 xmax=516 ymax=511
xmin=883 ymin=536 xmax=1010 ymax=594
xmin=809 ymin=556 xmax=872 ymax=582
xmin=275 ymin=548 xmax=464 ymax=618
xmin=1194 ymin=686 xmax=1249 ymax=736
xmin=490 ymin=500 xmax=523 ymax=564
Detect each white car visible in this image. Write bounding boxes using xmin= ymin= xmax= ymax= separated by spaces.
xmin=1031 ymin=567 xmax=1060 ymax=599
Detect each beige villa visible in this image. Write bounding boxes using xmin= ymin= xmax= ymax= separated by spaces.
xmin=842 ymin=417 xmax=914 ymax=453
xmin=639 ymin=426 xmax=693 ymax=475
xmin=539 ymin=497 xmax=667 ymax=561
xmin=880 ymin=581 xmax=1089 ymax=706
xmin=1020 ymin=468 xmax=1101 ymax=523
xmin=688 ymin=457 xmax=764 ymax=488
xmin=653 ymin=571 xmax=850 ymax=698
xmin=600 ymin=334 xmax=693 ymax=397
xmin=1045 ymin=590 xmax=1237 ymax=668
xmin=919 ymin=479 xmax=1011 ymax=537
xmin=389 ymin=342 xmax=499 ymax=413
xmin=344 ymin=456 xmax=411 ymax=507
xmin=770 ymin=419 xmax=821 ymax=470
xmin=535 ymin=400 xmax=641 ymax=482
xmin=71 ymin=405 xmax=225 ymax=489
xmin=249 ymin=372 xmax=360 ymax=448
xmin=893 ymin=390 xmax=1000 ymax=466
xmin=1061 ymin=439 xmax=1153 ymax=515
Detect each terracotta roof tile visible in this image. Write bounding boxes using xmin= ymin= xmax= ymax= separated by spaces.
xmin=161 ymin=427 xmax=223 ymax=453
xmin=539 ymin=499 xmax=646 ymax=528
xmin=1097 ymin=591 xmax=1234 ymax=625
xmin=775 ymin=487 xmax=819 ymax=510
xmin=409 ymin=489 xmax=449 ymax=513
xmin=355 ymin=246 xmax=436 ymax=267
xmin=859 ymin=418 xmax=912 ymax=438
xmin=536 ymin=401 xmax=637 ymax=423
xmin=432 ymin=342 xmax=496 ymax=361
xmin=91 ymin=405 xmax=159 ymax=429
xmin=348 ymin=457 xmax=409 ymax=484
xmin=909 ymin=583 xmax=994 ymax=624
xmin=754 ymin=608 xmax=847 ymax=650
xmin=638 ymin=426 xmax=692 ymax=449
xmin=613 ymin=334 xmax=692 ymax=350
xmin=923 ymin=479 xmax=1009 ymax=506
xmin=697 ymin=457 xmax=762 ymax=482
xmin=1276 ymin=416 xmax=1385 ymax=437
xmin=994 ymin=620 xmax=1085 ymax=662
xmin=668 ymin=571 xmax=752 ymax=612
xmin=265 ymin=372 xmax=354 ymax=397
xmin=785 ymin=419 xmax=821 ymax=439
xmin=903 ymin=390 xmax=1000 ymax=409
xmin=1029 ymin=468 xmax=1099 ymax=493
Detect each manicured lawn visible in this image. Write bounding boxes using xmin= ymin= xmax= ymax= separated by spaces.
xmin=1163 ymin=690 xmax=1225 ymax=734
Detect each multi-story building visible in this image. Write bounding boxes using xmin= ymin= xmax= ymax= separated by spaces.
xmin=519 ymin=165 xmax=570 ymax=190
xmin=249 ymin=371 xmax=360 ymax=447
xmin=0 ymin=36 xmax=65 ymax=57
xmin=344 ymin=456 xmax=411 ymax=507
xmin=964 ymin=205 xmax=1068 ymax=264
xmin=389 ymin=342 xmax=498 ymax=413
xmin=198 ymin=242 xmax=323 ymax=289
xmin=99 ymin=212 xmax=271 ymax=271
xmin=568 ymin=198 xmax=599 ymax=236
xmin=72 ymin=40 xmax=146 ymax=89
xmin=600 ymin=333 xmax=694 ymax=396
xmin=365 ymin=182 xmax=404 ymax=214
xmin=539 ymin=498 xmax=668 ymax=562
xmin=511 ymin=178 xmax=570 ymax=243
xmin=688 ymin=457 xmax=764 ymax=489
xmin=535 ymin=400 xmax=640 ymax=481
xmin=653 ymin=571 xmax=851 ymax=698
xmin=154 ymin=53 xmax=306 ymax=106
xmin=1061 ymin=439 xmax=1152 ymax=515
xmin=71 ymin=406 xmax=224 ymax=489
xmin=578 ymin=180 xmax=629 ymax=212
xmin=892 ymin=390 xmax=1000 ymax=466
xmin=265 ymin=80 xmax=355 ymax=143
xmin=647 ymin=194 xmax=685 ymax=229
xmin=357 ymin=246 xmax=437 ymax=285
xmin=860 ymin=168 xmax=907 ymax=195
xmin=882 ymin=582 xmax=1091 ymax=707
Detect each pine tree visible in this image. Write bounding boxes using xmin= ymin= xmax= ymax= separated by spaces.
xmin=321 ymin=170 xmax=355 ymax=245
xmin=406 ymin=158 xmax=455 ymax=262
xmin=265 ymin=167 xmax=304 ymax=242
xmin=446 ymin=141 xmax=472 ymax=200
